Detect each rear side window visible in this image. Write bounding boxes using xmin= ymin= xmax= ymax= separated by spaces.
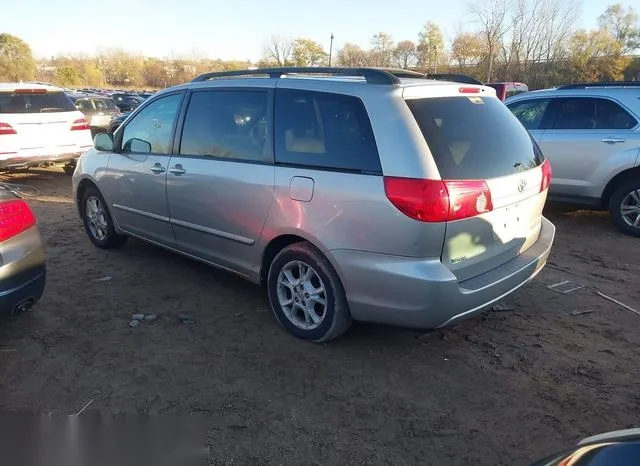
xmin=507 ymin=99 xmax=550 ymax=130
xmin=0 ymin=91 xmax=76 ymax=113
xmin=407 ymin=96 xmax=543 ymax=180
xmin=552 ymin=97 xmax=637 ymax=130
xmin=179 ymin=90 xmax=269 ymax=162
xmin=274 ymin=89 xmax=381 ymax=173
xmin=93 ymin=98 xmax=117 ymax=111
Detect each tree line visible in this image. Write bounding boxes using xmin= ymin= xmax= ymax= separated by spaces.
xmin=1 ymin=1 xmax=639 ymax=90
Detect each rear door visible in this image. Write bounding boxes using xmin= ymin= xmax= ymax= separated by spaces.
xmin=538 ymin=96 xmax=640 ymax=199
xmin=166 ymin=87 xmax=275 ymax=277
xmin=406 ymin=92 xmax=549 ymax=281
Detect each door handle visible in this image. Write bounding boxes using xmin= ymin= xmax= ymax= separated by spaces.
xmin=168 ymin=164 xmax=186 ymax=175
xmin=149 ymin=163 xmax=166 ymax=174
xmin=602 ymin=138 xmax=627 ymax=144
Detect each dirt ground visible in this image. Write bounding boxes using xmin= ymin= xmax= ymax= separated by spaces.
xmin=1 ymin=168 xmax=639 ymax=465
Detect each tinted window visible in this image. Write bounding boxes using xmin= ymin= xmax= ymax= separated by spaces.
xmin=407 ymin=96 xmax=543 ymax=179
xmin=275 ymin=89 xmax=381 ymax=173
xmin=180 ymin=90 xmax=269 ymax=162
xmin=553 ymin=98 xmax=638 ymax=130
xmin=507 ymin=99 xmax=550 ymax=130
xmin=0 ymin=91 xmax=76 ymax=113
xmin=121 ymin=93 xmax=182 ymax=154
xmin=75 ymin=98 xmax=94 ymax=112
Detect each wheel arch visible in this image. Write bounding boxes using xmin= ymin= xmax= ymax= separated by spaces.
xmin=601 ymin=167 xmax=640 ymax=208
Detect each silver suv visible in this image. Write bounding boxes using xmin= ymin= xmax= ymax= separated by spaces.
xmin=72 ymin=68 xmax=555 ymax=341
xmin=505 ymin=82 xmax=640 ymax=236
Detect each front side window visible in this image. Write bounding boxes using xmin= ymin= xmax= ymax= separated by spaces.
xmin=507 ymin=99 xmax=550 ymax=130
xmin=121 ymin=93 xmax=182 ymax=154
xmin=274 ymin=89 xmax=381 ymax=173
xmin=552 ymin=98 xmax=638 ymax=130
xmin=179 ymin=90 xmax=269 ymax=162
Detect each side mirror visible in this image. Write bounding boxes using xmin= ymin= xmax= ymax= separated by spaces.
xmin=94 ymin=133 xmax=115 ymax=152
xmin=123 ymin=138 xmax=152 ymax=153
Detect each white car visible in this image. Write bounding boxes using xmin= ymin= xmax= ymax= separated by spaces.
xmin=0 ymin=83 xmax=93 ymax=174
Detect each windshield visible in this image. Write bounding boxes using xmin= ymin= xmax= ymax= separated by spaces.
xmin=406 ymin=96 xmax=543 ymax=179
xmin=0 ymin=91 xmax=76 ymax=113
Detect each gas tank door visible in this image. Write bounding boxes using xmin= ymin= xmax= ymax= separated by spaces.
xmin=289 ymin=176 xmax=314 ymax=202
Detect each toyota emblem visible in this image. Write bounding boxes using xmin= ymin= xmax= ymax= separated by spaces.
xmin=518 ymin=178 xmax=527 ymax=193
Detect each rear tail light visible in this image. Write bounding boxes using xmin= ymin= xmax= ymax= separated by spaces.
xmin=0 ymin=199 xmax=37 ymax=242
xmin=540 ymin=159 xmax=552 ymax=192
xmin=71 ymin=118 xmax=90 ymax=131
xmin=384 ymin=177 xmax=493 ymax=223
xmin=0 ymin=122 xmax=17 ymax=135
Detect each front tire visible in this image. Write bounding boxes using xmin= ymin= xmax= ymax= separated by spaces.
xmin=267 ymin=242 xmax=352 ymax=342
xmin=80 ymin=186 xmax=128 ymax=249
xmin=610 ymin=180 xmax=640 ymax=237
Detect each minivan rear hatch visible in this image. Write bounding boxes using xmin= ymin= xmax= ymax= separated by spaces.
xmin=403 ymin=88 xmax=550 ymax=282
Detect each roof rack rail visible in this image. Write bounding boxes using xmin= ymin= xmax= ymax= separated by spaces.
xmin=557 ymin=81 xmax=640 ymax=90
xmin=191 ymin=67 xmax=404 ymax=85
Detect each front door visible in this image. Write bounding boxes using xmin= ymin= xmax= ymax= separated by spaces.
xmin=166 ymin=87 xmax=275 ymax=278
xmin=104 ymin=92 xmax=184 ymax=246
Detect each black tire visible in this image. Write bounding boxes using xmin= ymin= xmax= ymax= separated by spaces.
xmin=609 ymin=180 xmax=640 ymax=237
xmin=80 ymin=186 xmax=128 ymax=249
xmin=267 ymin=242 xmax=352 ymax=342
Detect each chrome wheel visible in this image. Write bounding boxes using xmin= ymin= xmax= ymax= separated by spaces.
xmin=85 ymin=196 xmax=108 ymax=241
xmin=276 ymin=260 xmax=327 ymax=330
xmin=620 ymin=189 xmax=640 ymax=229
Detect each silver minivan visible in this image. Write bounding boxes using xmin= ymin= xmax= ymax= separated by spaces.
xmin=72 ymin=68 xmax=555 ymax=341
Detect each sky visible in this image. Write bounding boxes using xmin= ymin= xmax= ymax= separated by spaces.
xmin=4 ymin=0 xmax=629 ymax=61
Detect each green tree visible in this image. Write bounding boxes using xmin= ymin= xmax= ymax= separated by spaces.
xmin=598 ymin=4 xmax=640 ymax=54
xmin=292 ymin=38 xmax=328 ymax=67
xmin=55 ymin=66 xmax=80 ymax=86
xmin=417 ymin=22 xmax=444 ymax=71
xmin=568 ymin=29 xmax=630 ymax=82
xmin=0 ymin=33 xmax=36 ymax=81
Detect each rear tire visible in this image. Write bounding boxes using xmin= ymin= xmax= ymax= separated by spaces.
xmin=609 ymin=180 xmax=640 ymax=237
xmin=80 ymin=186 xmax=128 ymax=249
xmin=267 ymin=242 xmax=352 ymax=342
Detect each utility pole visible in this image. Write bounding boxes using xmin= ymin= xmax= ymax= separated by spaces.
xmin=329 ymin=33 xmax=335 ymax=66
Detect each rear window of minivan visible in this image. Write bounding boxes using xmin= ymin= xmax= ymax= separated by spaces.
xmin=406 ymin=96 xmax=543 ymax=180
xmin=0 ymin=91 xmax=76 ymax=114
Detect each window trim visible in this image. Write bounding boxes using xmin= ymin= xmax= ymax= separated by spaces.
xmin=546 ymin=96 xmax=639 ymax=131
xmin=115 ymin=90 xmax=186 ymax=156
xmin=273 ymin=88 xmax=382 ymax=176
xmin=507 ymin=98 xmax=552 ymax=131
xmin=173 ymin=87 xmax=275 ymax=165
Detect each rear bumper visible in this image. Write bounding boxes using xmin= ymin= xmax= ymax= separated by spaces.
xmin=0 ymin=266 xmax=46 ymax=318
xmin=332 ymin=216 xmax=555 ymax=329
xmin=0 ymin=148 xmax=92 ymax=170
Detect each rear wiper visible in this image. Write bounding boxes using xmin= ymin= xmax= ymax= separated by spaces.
xmin=39 ymin=107 xmax=65 ymax=112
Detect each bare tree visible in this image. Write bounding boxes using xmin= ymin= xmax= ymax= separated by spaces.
xmin=337 ymin=43 xmax=369 ymax=67
xmin=598 ymin=4 xmax=640 ymax=54
xmin=262 ymin=36 xmax=294 ymax=67
xmin=369 ymin=32 xmax=395 ymax=67
xmin=468 ymin=0 xmax=513 ymax=82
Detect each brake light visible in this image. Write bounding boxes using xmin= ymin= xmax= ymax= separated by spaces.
xmin=0 ymin=122 xmax=16 ymax=135
xmin=540 ymin=160 xmax=552 ymax=192
xmin=14 ymin=88 xmax=48 ymax=94
xmin=459 ymin=87 xmax=481 ymax=94
xmin=71 ymin=118 xmax=90 ymax=131
xmin=384 ymin=177 xmax=493 ymax=222
xmin=0 ymin=199 xmax=37 ymax=242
